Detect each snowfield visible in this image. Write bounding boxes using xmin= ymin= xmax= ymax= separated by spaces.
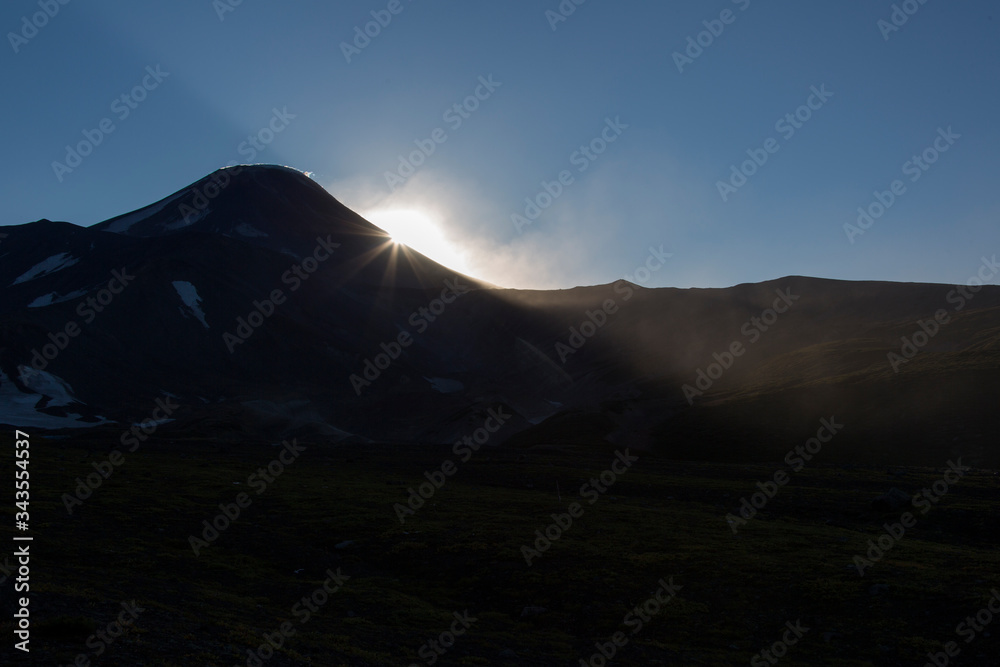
xmin=11 ymin=252 xmax=80 ymax=285
xmin=173 ymin=280 xmax=210 ymax=328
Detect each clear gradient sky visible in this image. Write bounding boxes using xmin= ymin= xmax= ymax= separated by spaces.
xmin=2 ymin=0 xmax=998 ymax=289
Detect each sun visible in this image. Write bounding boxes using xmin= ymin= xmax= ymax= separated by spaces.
xmin=364 ymin=209 xmax=470 ymax=273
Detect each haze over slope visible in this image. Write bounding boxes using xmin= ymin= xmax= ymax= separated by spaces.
xmin=1 ymin=165 xmax=997 ymax=465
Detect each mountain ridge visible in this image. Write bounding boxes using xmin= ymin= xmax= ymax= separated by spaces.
xmin=1 ymin=165 xmax=998 ymax=466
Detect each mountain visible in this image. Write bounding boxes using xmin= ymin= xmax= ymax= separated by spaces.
xmin=2 ymin=165 xmax=999 ymax=465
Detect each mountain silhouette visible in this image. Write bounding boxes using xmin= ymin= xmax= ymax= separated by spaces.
xmin=2 ymin=165 xmax=998 ymax=465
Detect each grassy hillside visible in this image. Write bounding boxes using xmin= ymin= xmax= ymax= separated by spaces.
xmin=4 ymin=431 xmax=998 ymax=665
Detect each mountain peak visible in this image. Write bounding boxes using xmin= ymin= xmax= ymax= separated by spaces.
xmin=92 ymin=164 xmax=379 ymax=241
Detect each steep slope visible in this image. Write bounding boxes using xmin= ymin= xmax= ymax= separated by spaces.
xmin=0 ymin=166 xmax=588 ymax=441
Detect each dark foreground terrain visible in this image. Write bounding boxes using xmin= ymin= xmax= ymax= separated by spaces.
xmin=3 ymin=430 xmax=999 ymax=666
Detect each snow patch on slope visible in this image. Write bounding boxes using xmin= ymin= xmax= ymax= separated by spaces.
xmin=28 ymin=289 xmax=88 ymax=308
xmin=0 ymin=368 xmax=109 ymax=429
xmin=172 ymin=281 xmax=209 ymax=328
xmin=163 ymin=205 xmax=209 ymax=231
xmin=424 ymin=377 xmax=464 ymax=393
xmin=234 ymin=222 xmax=268 ymax=238
xmin=101 ymin=188 xmax=188 ymax=233
xmin=11 ymin=253 xmax=79 ymax=285
xmin=18 ymin=366 xmax=77 ymax=406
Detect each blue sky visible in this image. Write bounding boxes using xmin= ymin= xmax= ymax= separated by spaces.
xmin=2 ymin=0 xmax=998 ymax=289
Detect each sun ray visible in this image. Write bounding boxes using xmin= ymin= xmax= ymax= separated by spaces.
xmin=363 ymin=209 xmax=470 ymax=275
